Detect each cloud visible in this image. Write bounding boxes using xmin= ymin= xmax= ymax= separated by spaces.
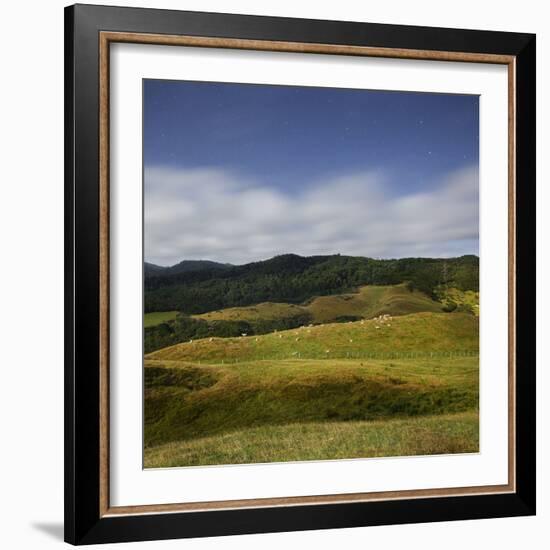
xmin=144 ymin=165 xmax=478 ymax=266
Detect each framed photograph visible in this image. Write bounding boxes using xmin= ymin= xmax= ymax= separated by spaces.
xmin=64 ymin=4 xmax=536 ymax=545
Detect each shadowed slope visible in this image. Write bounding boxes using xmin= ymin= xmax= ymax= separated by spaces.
xmin=144 ymin=356 xmax=478 ymax=448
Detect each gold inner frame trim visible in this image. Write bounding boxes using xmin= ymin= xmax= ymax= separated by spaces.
xmin=98 ymin=31 xmax=516 ymax=517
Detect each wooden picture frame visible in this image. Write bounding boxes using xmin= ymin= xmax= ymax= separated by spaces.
xmin=65 ymin=3 xmax=536 ymax=545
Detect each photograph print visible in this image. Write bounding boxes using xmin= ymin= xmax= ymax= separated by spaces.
xmin=143 ymin=79 xmax=480 ymax=469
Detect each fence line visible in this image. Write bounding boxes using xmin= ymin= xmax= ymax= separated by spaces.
xmin=215 ymin=349 xmax=479 ymax=364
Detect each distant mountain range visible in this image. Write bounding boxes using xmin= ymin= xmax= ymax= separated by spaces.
xmin=144 ymin=259 xmax=232 ymax=277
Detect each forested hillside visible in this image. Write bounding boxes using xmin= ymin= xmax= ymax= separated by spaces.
xmin=144 ymin=253 xmax=478 ymax=313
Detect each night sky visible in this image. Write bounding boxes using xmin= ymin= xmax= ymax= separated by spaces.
xmin=144 ymin=79 xmax=479 ymax=266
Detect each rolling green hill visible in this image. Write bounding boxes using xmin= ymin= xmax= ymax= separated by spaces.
xmin=144 ymin=311 xmax=479 ymax=467
xmin=145 ymin=282 xmax=478 ymax=354
xmin=304 ymin=283 xmax=444 ymax=322
xmin=144 ymin=356 xmax=478 ymax=448
xmin=195 ymin=301 xmax=306 ymax=323
xmin=194 ymin=283 xmax=444 ymax=326
xmin=147 ymin=311 xmax=478 ymax=363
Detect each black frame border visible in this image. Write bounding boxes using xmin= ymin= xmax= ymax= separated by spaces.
xmin=65 ymin=3 xmax=536 ymax=545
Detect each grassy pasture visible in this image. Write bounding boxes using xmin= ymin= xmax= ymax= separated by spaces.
xmin=147 ymin=312 xmax=478 ymax=363
xmin=196 ymin=302 xmax=305 ymax=323
xmin=193 ymin=283 xmax=444 ymax=326
xmin=144 ymin=410 xmax=478 ymax=467
xmin=305 ymin=284 xmax=443 ymax=322
xmin=144 ymin=353 xmax=479 ymax=460
xmin=144 ymin=310 xmax=479 ymax=468
xmin=144 ymin=310 xmax=178 ymax=328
